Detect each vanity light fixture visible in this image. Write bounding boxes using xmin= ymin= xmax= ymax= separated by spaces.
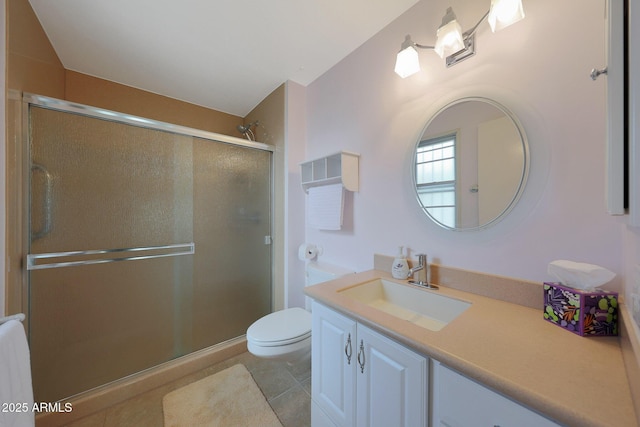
xmin=394 ymin=0 xmax=525 ymax=78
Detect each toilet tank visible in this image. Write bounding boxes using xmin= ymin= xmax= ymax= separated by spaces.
xmin=305 ymin=261 xmax=354 ymax=310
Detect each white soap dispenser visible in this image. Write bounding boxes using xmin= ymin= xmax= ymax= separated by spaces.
xmin=392 ymin=246 xmax=410 ymax=279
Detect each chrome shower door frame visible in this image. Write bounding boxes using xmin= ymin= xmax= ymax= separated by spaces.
xmin=21 ymin=93 xmax=275 ymax=403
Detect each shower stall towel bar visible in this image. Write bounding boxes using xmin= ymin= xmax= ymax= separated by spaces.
xmin=27 ymin=243 xmax=195 ymax=271
xmin=0 ymin=313 xmax=26 ymax=325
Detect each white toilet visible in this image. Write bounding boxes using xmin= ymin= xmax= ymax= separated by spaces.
xmin=246 ymin=261 xmax=353 ymax=360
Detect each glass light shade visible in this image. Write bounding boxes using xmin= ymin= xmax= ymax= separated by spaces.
xmin=488 ymin=0 xmax=525 ymax=32
xmin=394 ymin=45 xmax=421 ymax=78
xmin=434 ymin=19 xmax=464 ymax=58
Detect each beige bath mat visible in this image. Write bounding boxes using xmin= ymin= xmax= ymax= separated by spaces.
xmin=162 ymin=363 xmax=283 ymax=427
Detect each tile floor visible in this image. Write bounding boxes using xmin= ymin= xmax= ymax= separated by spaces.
xmin=64 ymin=352 xmax=311 ymax=427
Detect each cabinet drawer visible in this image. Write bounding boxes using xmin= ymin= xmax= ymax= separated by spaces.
xmin=433 ymin=362 xmax=560 ymax=427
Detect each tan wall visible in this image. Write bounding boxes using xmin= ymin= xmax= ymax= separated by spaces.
xmin=65 ymin=71 xmax=242 ymax=136
xmin=7 ymin=0 xmax=65 ymax=97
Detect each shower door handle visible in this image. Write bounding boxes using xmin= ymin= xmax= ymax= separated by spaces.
xmin=31 ymin=163 xmax=53 ymax=240
xmin=27 ymin=242 xmax=195 ymax=270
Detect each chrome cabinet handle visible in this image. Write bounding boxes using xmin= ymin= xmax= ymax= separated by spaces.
xmin=357 ymin=340 xmax=365 ymax=373
xmin=31 ymin=163 xmax=53 ymax=240
xmin=345 ymin=333 xmax=352 ymax=364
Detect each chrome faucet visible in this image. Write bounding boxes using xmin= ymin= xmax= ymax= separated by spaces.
xmin=407 ymin=254 xmax=438 ymax=289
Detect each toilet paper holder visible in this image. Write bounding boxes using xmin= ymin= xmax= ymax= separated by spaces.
xmin=298 ymin=243 xmax=323 ymax=261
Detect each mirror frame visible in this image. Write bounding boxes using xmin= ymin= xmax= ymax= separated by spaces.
xmin=412 ymin=96 xmax=530 ymax=231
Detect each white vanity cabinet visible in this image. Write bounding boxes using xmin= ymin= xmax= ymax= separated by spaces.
xmin=431 ymin=360 xmax=561 ymax=427
xmin=311 ymin=301 xmax=357 ymax=427
xmin=311 ymin=301 xmax=428 ymax=427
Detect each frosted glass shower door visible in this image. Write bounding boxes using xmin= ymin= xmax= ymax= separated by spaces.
xmin=26 ymin=98 xmax=273 ymax=404
xmin=27 ymin=106 xmax=195 ymax=403
xmin=191 ymin=138 xmax=272 ymax=351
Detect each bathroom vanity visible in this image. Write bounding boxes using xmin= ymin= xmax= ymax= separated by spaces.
xmin=311 ymin=301 xmax=427 ymax=427
xmin=306 ymin=269 xmax=637 ymax=427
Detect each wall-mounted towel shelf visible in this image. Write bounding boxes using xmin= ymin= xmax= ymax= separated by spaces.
xmin=301 ymin=151 xmax=359 ymax=193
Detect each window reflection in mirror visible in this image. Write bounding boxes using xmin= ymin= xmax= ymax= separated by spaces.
xmin=416 ymin=133 xmax=457 ymax=228
xmin=413 ymin=98 xmax=528 ymax=231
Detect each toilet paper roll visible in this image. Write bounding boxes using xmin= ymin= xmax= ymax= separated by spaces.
xmin=298 ymin=243 xmax=320 ymax=261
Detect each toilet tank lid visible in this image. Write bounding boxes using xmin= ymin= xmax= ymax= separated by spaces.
xmin=247 ymin=307 xmax=311 ymax=344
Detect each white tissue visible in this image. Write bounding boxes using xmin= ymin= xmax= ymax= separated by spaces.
xmin=547 ymin=260 xmax=616 ymax=291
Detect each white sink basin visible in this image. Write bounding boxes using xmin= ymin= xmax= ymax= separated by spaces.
xmin=338 ymin=279 xmax=471 ymax=331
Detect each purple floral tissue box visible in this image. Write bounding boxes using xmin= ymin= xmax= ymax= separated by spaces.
xmin=543 ymin=282 xmax=618 ymax=336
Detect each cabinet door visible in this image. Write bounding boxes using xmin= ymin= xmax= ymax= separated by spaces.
xmin=433 ymin=361 xmax=560 ymax=427
xmin=356 ymin=324 xmax=428 ymax=427
xmin=312 ymin=302 xmax=357 ymax=427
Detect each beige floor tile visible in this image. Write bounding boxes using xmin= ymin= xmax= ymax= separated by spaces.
xmin=301 ymin=376 xmax=311 ymax=396
xmin=102 ymin=385 xmax=169 ymax=427
xmin=57 ymin=352 xmax=310 ymax=427
xmin=251 ymin=363 xmax=299 ymax=400
xmin=269 ymin=384 xmax=312 ymax=427
xmin=64 ymin=410 xmax=106 ymax=427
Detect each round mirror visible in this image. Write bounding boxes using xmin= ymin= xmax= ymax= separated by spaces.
xmin=413 ymin=97 xmax=529 ymax=231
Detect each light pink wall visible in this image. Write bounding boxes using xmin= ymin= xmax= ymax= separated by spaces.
xmin=285 ymin=81 xmax=308 ymax=308
xmin=301 ymin=0 xmax=628 ymax=293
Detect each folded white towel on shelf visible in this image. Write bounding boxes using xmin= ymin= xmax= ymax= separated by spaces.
xmin=307 ymin=184 xmax=344 ymax=231
xmin=0 ymin=319 xmax=35 ymax=427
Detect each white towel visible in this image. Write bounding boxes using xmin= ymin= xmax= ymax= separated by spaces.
xmin=307 ymin=184 xmax=344 ymax=230
xmin=0 ymin=320 xmax=34 ymax=427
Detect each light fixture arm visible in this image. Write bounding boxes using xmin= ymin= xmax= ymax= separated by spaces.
xmin=463 ymin=10 xmax=490 ymax=39
xmin=414 ymin=42 xmax=435 ymax=50
xmin=400 ymin=35 xmax=434 ymax=52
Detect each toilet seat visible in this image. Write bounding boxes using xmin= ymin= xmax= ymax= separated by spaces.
xmin=246 ymin=262 xmax=353 ymax=360
xmin=247 ymin=307 xmax=311 ymax=347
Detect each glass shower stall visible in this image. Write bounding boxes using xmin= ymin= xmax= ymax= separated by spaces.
xmin=22 ymin=94 xmax=273 ymax=403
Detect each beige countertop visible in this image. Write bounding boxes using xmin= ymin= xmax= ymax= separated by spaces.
xmin=305 ymin=269 xmax=637 ymax=427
